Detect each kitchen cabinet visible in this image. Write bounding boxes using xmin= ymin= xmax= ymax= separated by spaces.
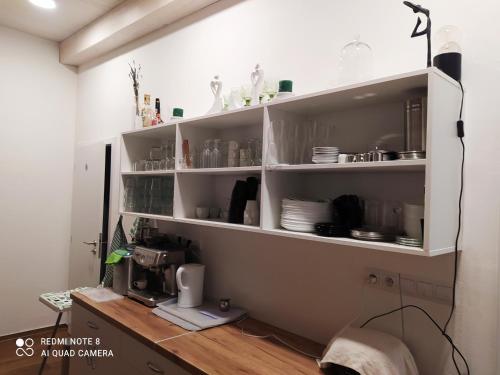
xmin=119 ymin=68 xmax=462 ymax=256
xmin=70 ymin=292 xmax=324 ymax=375
xmin=70 ymin=302 xmax=189 ymax=375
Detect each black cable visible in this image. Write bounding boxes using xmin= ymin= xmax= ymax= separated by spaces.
xmin=360 ymin=304 xmax=469 ymax=374
xmin=444 ymin=81 xmax=465 ymax=333
xmin=361 ymin=82 xmax=469 ymax=374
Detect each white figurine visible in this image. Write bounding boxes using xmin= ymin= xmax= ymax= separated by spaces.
xmin=250 ymin=64 xmax=264 ymax=105
xmin=207 ymin=75 xmax=224 ymax=114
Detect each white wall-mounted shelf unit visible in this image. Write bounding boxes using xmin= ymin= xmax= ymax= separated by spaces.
xmin=119 ymin=68 xmax=462 ymax=257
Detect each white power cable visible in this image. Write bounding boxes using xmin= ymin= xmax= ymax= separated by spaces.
xmin=236 ymin=317 xmax=321 ymax=360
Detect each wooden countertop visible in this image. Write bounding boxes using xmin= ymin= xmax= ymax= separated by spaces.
xmin=71 ymin=292 xmax=326 ymax=375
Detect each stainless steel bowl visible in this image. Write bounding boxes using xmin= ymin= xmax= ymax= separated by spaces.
xmin=398 ymin=151 xmax=426 ymax=160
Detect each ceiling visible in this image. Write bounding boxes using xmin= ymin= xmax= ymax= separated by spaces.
xmin=0 ymin=0 xmax=125 ymax=41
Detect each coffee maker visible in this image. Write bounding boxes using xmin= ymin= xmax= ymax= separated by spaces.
xmin=128 ymin=246 xmax=185 ymax=307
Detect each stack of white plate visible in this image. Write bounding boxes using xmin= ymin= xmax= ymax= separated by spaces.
xmin=395 ymin=236 xmax=423 ymax=247
xmin=312 ymin=147 xmax=340 ymax=164
xmin=280 ymin=198 xmax=332 ymax=232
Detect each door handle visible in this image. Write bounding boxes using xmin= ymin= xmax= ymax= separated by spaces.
xmin=83 ymin=241 xmax=97 ymax=254
xmin=146 ymin=362 xmax=164 ymax=374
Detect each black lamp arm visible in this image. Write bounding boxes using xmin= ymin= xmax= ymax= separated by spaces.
xmin=403 ymin=1 xmax=432 ymax=68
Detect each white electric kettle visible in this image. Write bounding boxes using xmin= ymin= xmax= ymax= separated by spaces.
xmin=176 ymin=264 xmax=205 ymax=308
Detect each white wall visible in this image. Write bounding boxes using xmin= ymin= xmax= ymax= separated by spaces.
xmin=76 ymin=0 xmax=500 ymax=374
xmin=0 ymin=26 xmax=77 ymax=335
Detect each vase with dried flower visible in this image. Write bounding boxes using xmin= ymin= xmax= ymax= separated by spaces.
xmin=128 ymin=61 xmax=142 ymax=129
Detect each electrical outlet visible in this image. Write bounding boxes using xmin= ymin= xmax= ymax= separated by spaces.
xmin=365 ymin=268 xmax=382 ymax=287
xmin=380 ymin=270 xmax=400 ymax=291
xmin=365 ymin=269 xmax=452 ymax=305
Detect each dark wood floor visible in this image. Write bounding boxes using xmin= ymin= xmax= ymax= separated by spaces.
xmin=0 ymin=326 xmax=68 ymax=375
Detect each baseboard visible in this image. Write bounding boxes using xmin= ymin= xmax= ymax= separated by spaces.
xmin=0 ymin=324 xmax=68 ymax=342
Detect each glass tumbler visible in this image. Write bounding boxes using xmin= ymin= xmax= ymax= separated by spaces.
xmin=202 ymin=140 xmax=212 ymax=168
xmin=211 ymin=139 xmax=222 ymax=168
xmin=144 ymin=160 xmax=153 ymax=171
xmin=123 ymin=177 xmax=136 ymax=212
xmin=133 ymin=160 xmax=146 ymax=171
xmin=148 ymin=177 xmax=162 ymax=214
xmin=166 ymin=140 xmax=176 ymax=170
xmin=247 ymin=139 xmax=256 ymax=166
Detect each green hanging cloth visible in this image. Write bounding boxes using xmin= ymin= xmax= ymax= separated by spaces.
xmin=101 ymin=216 xmax=128 ymax=287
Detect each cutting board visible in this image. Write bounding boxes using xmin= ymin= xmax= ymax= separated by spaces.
xmin=152 ymin=299 xmax=246 ymax=331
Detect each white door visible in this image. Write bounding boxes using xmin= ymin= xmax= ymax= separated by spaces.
xmin=69 ymin=141 xmax=106 ymax=289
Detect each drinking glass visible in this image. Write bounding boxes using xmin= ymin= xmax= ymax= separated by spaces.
xmin=240 ymin=149 xmax=250 ymax=167
xmin=167 ymin=140 xmax=176 ymax=170
xmin=150 ymin=147 xmax=161 ymax=160
xmin=211 ymin=139 xmax=222 ymax=168
xmin=227 ymin=141 xmax=239 ymax=167
xmin=160 ymin=177 xmax=174 ymax=216
xmin=133 ymin=160 xmax=146 ymax=171
xmin=160 ymin=143 xmax=168 ymax=170
xmin=263 ymin=80 xmax=278 ymax=102
xmin=123 ymin=177 xmax=136 ymax=212
xmin=202 ymin=140 xmax=212 ymax=168
xmin=247 ymin=139 xmax=256 ymax=166
xmin=254 ymin=139 xmax=262 ymax=166
xmin=364 ymin=199 xmax=382 ymax=228
xmin=148 ymin=177 xmax=162 ymax=214
xmin=135 ymin=177 xmax=148 ymax=213
xmin=144 ymin=160 xmax=153 ymax=171
xmin=240 ymin=85 xmax=252 ymax=106
xmin=220 ymin=141 xmax=229 ymax=168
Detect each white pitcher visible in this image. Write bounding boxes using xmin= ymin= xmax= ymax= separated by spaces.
xmin=176 ymin=264 xmax=205 ymax=308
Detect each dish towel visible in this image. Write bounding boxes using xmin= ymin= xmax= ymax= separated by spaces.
xmin=319 ymin=327 xmax=419 ymax=375
xmin=101 ymin=216 xmax=128 ymax=287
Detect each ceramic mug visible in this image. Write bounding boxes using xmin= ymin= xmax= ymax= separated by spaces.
xmin=244 ymin=200 xmax=260 ymax=226
xmin=195 ymin=207 xmax=209 ymax=219
xmin=133 ymin=280 xmax=147 ymax=290
xmin=176 ymin=264 xmax=205 ymax=308
xmin=404 ymin=203 xmax=424 ymax=239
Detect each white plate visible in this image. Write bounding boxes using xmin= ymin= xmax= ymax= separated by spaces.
xmin=281 ymin=224 xmax=315 ymax=232
xmin=313 ymin=160 xmax=339 ymax=164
